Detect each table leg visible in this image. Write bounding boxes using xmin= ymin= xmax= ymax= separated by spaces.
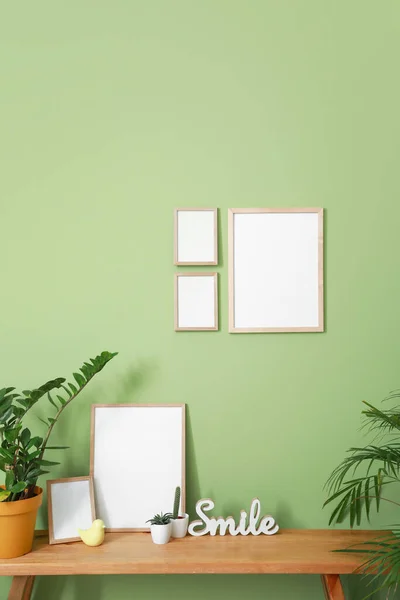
xmin=321 ymin=575 xmax=345 ymax=600
xmin=8 ymin=576 xmax=35 ymax=600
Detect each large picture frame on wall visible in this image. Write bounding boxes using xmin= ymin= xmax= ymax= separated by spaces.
xmin=228 ymin=208 xmax=324 ymax=333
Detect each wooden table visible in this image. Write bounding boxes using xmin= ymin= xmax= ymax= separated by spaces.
xmin=0 ymin=529 xmax=382 ymax=600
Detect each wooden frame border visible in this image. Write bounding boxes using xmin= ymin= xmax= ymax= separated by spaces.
xmin=47 ymin=476 xmax=96 ymax=545
xmin=228 ymin=207 xmax=324 ymax=333
xmin=174 ymin=272 xmax=218 ymax=331
xmin=174 ymin=207 xmax=218 ymax=265
xmin=90 ymin=403 xmax=186 ymax=532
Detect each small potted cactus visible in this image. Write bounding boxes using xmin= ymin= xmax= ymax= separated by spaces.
xmin=146 ymin=512 xmax=173 ymax=545
xmin=171 ymin=486 xmax=189 ymax=538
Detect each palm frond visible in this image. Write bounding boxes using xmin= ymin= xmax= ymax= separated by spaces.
xmin=362 ymin=401 xmax=400 ymax=436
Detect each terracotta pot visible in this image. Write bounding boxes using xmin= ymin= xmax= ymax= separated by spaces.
xmin=0 ymin=486 xmax=42 ymax=558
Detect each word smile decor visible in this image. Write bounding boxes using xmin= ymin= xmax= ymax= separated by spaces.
xmin=188 ymin=498 xmax=279 ymax=537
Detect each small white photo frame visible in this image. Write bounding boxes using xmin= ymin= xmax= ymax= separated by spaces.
xmin=229 ymin=208 xmax=324 ymax=333
xmin=91 ymin=404 xmax=185 ymax=531
xmin=174 ymin=208 xmax=218 ymax=265
xmin=175 ymin=273 xmax=218 ymax=331
xmin=47 ymin=476 xmax=96 ymax=545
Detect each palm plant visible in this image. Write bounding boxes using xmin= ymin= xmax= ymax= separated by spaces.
xmin=0 ymin=350 xmax=117 ymax=502
xmin=325 ymin=390 xmax=400 ymax=597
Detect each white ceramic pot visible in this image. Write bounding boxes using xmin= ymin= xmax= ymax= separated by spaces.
xmin=150 ymin=522 xmax=172 ymax=545
xmin=171 ymin=513 xmax=189 ymax=538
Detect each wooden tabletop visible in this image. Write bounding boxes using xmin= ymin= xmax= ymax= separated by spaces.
xmin=0 ymin=529 xmax=384 ymax=577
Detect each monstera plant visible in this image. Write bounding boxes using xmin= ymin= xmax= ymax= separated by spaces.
xmin=0 ymin=350 xmax=117 ymax=558
xmin=325 ymin=391 xmax=400 ymax=597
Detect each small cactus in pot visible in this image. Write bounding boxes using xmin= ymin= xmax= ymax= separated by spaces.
xmin=173 ymin=486 xmax=181 ymax=520
xmin=171 ymin=486 xmax=189 ymax=538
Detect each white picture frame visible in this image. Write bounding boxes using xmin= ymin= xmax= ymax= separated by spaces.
xmin=47 ymin=476 xmax=96 ymax=545
xmin=90 ymin=404 xmax=185 ymax=531
xmin=175 ymin=272 xmax=218 ymax=331
xmin=174 ymin=208 xmax=218 ymax=265
xmin=228 ymin=208 xmax=324 ymax=333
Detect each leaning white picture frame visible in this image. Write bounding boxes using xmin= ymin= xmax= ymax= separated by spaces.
xmin=175 ymin=272 xmax=218 ymax=331
xmin=47 ymin=476 xmax=96 ymax=545
xmin=90 ymin=404 xmax=185 ymax=531
xmin=228 ymin=208 xmax=324 ymax=333
xmin=174 ymin=208 xmax=218 ymax=265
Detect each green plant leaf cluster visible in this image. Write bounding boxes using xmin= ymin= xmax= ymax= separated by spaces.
xmin=325 ymin=391 xmax=400 ymax=598
xmin=0 ymin=351 xmax=117 ymax=502
xmin=146 ymin=512 xmax=173 ymax=525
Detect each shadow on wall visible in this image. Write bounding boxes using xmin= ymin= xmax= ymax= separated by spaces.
xmin=217 ymin=499 xmax=307 ymax=530
xmin=45 ymin=361 xmax=158 ymax=476
xmin=186 ymin=405 xmax=200 ymax=520
xmin=37 ymin=363 xmax=155 ymax=521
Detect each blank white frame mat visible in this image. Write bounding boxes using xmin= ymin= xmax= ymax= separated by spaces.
xmin=92 ymin=404 xmax=185 ymax=530
xmin=175 ymin=208 xmax=217 ymax=264
xmin=229 ymin=208 xmax=323 ymax=332
xmin=49 ymin=479 xmax=94 ymax=542
xmin=175 ymin=273 xmax=218 ymax=330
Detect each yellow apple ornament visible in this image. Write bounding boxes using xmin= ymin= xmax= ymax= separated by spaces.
xmin=78 ymin=519 xmax=106 ymax=547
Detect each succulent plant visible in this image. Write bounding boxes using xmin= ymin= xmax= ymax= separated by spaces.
xmin=146 ymin=512 xmax=173 ymax=526
xmin=172 ymin=486 xmax=181 ymax=519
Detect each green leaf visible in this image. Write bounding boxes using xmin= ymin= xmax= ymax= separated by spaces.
xmin=0 ymin=490 xmax=11 ymax=502
xmin=47 ymin=393 xmax=57 ymax=409
xmin=349 ymin=488 xmax=356 ymax=528
xmin=68 ymin=382 xmax=78 ymax=395
xmin=48 ymin=418 xmax=55 ymax=425
xmin=61 ymin=385 xmax=72 ymax=398
xmin=28 ymin=436 xmax=43 ymax=449
xmin=37 ymin=417 xmax=48 ymax=427
xmin=56 ymin=395 xmax=66 ymax=406
xmin=0 ymin=407 xmax=14 ymax=424
xmin=0 ymin=388 xmax=15 ymax=402
xmin=0 ymin=447 xmax=14 ymax=461
xmin=4 ymin=428 xmax=19 ymax=443
xmin=36 ymin=459 xmax=59 ymax=466
xmin=20 ymin=428 xmax=31 ymax=447
xmin=375 ymin=474 xmax=381 ymax=511
xmin=365 ymin=478 xmax=371 ymax=521
xmin=27 ymin=449 xmax=43 ymax=460
xmin=356 ymin=481 xmax=362 ymax=526
xmin=73 ymin=372 xmax=86 ymax=387
xmin=22 ymin=390 xmax=31 ymax=397
xmin=5 ymin=470 xmax=14 ymax=490
xmin=10 ymin=481 xmax=26 ymax=494
xmin=15 ymin=397 xmax=29 ymax=408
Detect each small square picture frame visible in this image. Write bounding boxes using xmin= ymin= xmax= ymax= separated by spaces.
xmin=47 ymin=476 xmax=96 ymax=545
xmin=175 ymin=272 xmax=218 ymax=331
xmin=174 ymin=208 xmax=218 ymax=265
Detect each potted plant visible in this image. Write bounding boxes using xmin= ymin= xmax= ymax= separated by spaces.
xmin=325 ymin=390 xmax=400 ymax=598
xmin=147 ymin=512 xmax=173 ymax=545
xmin=171 ymin=486 xmax=189 ymax=538
xmin=0 ymin=350 xmax=117 ymax=558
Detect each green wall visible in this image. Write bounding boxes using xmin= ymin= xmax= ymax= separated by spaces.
xmin=2 ymin=1 xmax=400 ymax=598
